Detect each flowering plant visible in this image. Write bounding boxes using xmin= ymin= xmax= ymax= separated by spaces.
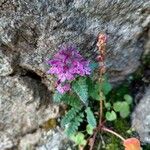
xmin=47 ymin=44 xmax=90 ymax=93
xmin=47 ymin=34 xmax=141 ymax=150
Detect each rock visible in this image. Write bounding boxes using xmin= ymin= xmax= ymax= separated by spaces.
xmin=0 ymin=76 xmax=59 ymax=149
xmin=0 ymin=0 xmax=149 ymax=84
xmin=17 ymin=127 xmax=73 ymax=150
xmin=18 ymin=129 xmax=42 ymax=150
xmin=0 ymin=48 xmax=14 ymax=76
xmin=132 ymin=87 xmax=150 ymax=143
xmin=36 ymin=127 xmax=73 ymax=150
xmin=0 ymin=0 xmax=150 ymax=149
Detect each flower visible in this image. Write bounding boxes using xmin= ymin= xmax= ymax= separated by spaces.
xmin=123 ymin=138 xmax=141 ymax=150
xmin=56 ymin=83 xmax=70 ymax=94
xmin=47 ymin=44 xmax=91 ymax=93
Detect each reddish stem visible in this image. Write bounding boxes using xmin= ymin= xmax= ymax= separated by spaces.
xmin=102 ymin=127 xmax=125 ymax=141
xmin=89 ymin=131 xmax=98 ymax=150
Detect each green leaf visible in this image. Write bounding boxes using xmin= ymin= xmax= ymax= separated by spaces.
xmin=87 ymin=78 xmax=104 ymax=101
xmin=86 ymin=124 xmax=94 ymax=135
xmin=62 ymin=94 xmax=81 ymax=107
xmin=53 ymin=90 xmax=63 ymax=102
xmin=65 ymin=113 xmax=84 ymax=136
xmin=74 ymin=132 xmax=87 ymax=146
xmin=119 ymin=102 xmax=130 ymax=118
xmin=72 ymin=77 xmax=88 ymax=104
xmin=102 ymin=79 xmax=112 ymax=95
xmin=113 ymin=102 xmax=122 ymax=112
xmin=105 ymin=102 xmax=111 ymax=110
xmin=124 ymin=94 xmax=133 ymax=105
xmin=85 ymin=107 xmax=96 ymax=128
xmin=106 ymin=111 xmax=117 ymax=121
xmin=61 ymin=107 xmax=81 ymax=128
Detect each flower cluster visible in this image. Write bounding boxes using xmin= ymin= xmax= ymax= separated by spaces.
xmin=47 ymin=44 xmax=91 ymax=93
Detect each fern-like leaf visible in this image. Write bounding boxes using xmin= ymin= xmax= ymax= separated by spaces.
xmin=53 ymin=90 xmax=63 ymax=102
xmin=62 ymin=94 xmax=81 ymax=107
xmin=85 ymin=107 xmax=96 ymax=128
xmin=72 ymin=77 xmax=88 ymax=105
xmin=65 ymin=113 xmax=84 ymax=136
xmin=61 ymin=107 xmax=81 ymax=128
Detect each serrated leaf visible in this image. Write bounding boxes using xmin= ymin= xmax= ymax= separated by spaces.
xmin=53 ymin=90 xmax=63 ymax=102
xmin=62 ymin=94 xmax=81 ymax=107
xmin=65 ymin=113 xmax=84 ymax=136
xmin=124 ymin=94 xmax=133 ymax=105
xmin=72 ymin=77 xmax=88 ymax=104
xmin=61 ymin=107 xmax=81 ymax=128
xmin=85 ymin=107 xmax=96 ymax=128
xmin=113 ymin=102 xmax=122 ymax=112
xmin=106 ymin=111 xmax=117 ymax=121
xmin=86 ymin=124 xmax=94 ymax=135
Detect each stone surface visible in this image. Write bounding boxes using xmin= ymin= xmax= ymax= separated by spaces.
xmin=0 ymin=0 xmax=150 ymax=149
xmin=0 ymin=48 xmax=14 ymax=76
xmin=0 ymin=76 xmax=59 ymax=149
xmin=132 ymin=87 xmax=150 ymax=143
xmin=0 ymin=0 xmax=149 ymax=84
xmin=36 ymin=127 xmax=73 ymax=150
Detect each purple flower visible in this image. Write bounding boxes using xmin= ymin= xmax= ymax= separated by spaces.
xmin=47 ymin=44 xmax=91 ymax=93
xmin=56 ymin=83 xmax=70 ymax=94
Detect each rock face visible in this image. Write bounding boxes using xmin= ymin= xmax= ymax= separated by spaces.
xmin=0 ymin=0 xmax=150 ymax=149
xmin=0 ymin=76 xmax=59 ymax=149
xmin=0 ymin=0 xmax=149 ymax=83
xmin=132 ymin=87 xmax=150 ymax=143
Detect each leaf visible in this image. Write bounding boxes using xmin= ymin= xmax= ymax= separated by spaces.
xmin=87 ymin=78 xmax=104 ymax=101
xmin=74 ymin=132 xmax=87 ymax=146
xmin=105 ymin=102 xmax=111 ymax=110
xmin=86 ymin=124 xmax=94 ymax=135
xmin=106 ymin=111 xmax=117 ymax=121
xmin=65 ymin=113 xmax=84 ymax=136
xmin=119 ymin=102 xmax=130 ymax=118
xmin=61 ymin=107 xmax=81 ymax=128
xmin=124 ymin=94 xmax=133 ymax=105
xmin=85 ymin=107 xmax=96 ymax=128
xmin=62 ymin=94 xmax=81 ymax=107
xmin=102 ymin=79 xmax=112 ymax=95
xmin=113 ymin=102 xmax=122 ymax=112
xmin=53 ymin=90 xmax=63 ymax=102
xmin=72 ymin=77 xmax=88 ymax=104
xmin=123 ymin=138 xmax=141 ymax=150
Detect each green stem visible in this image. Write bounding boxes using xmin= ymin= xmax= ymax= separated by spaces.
xmin=102 ymin=127 xmax=125 ymax=141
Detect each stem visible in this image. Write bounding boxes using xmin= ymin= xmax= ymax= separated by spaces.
xmin=102 ymin=127 xmax=125 ymax=141
xmin=99 ymin=99 xmax=103 ymax=127
xmin=89 ymin=131 xmax=98 ymax=150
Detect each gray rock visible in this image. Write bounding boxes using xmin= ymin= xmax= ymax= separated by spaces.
xmin=36 ymin=127 xmax=73 ymax=150
xmin=132 ymin=87 xmax=150 ymax=143
xmin=0 ymin=0 xmax=149 ymax=84
xmin=0 ymin=49 xmax=14 ymax=76
xmin=0 ymin=0 xmax=150 ymax=149
xmin=0 ymin=76 xmax=59 ymax=149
